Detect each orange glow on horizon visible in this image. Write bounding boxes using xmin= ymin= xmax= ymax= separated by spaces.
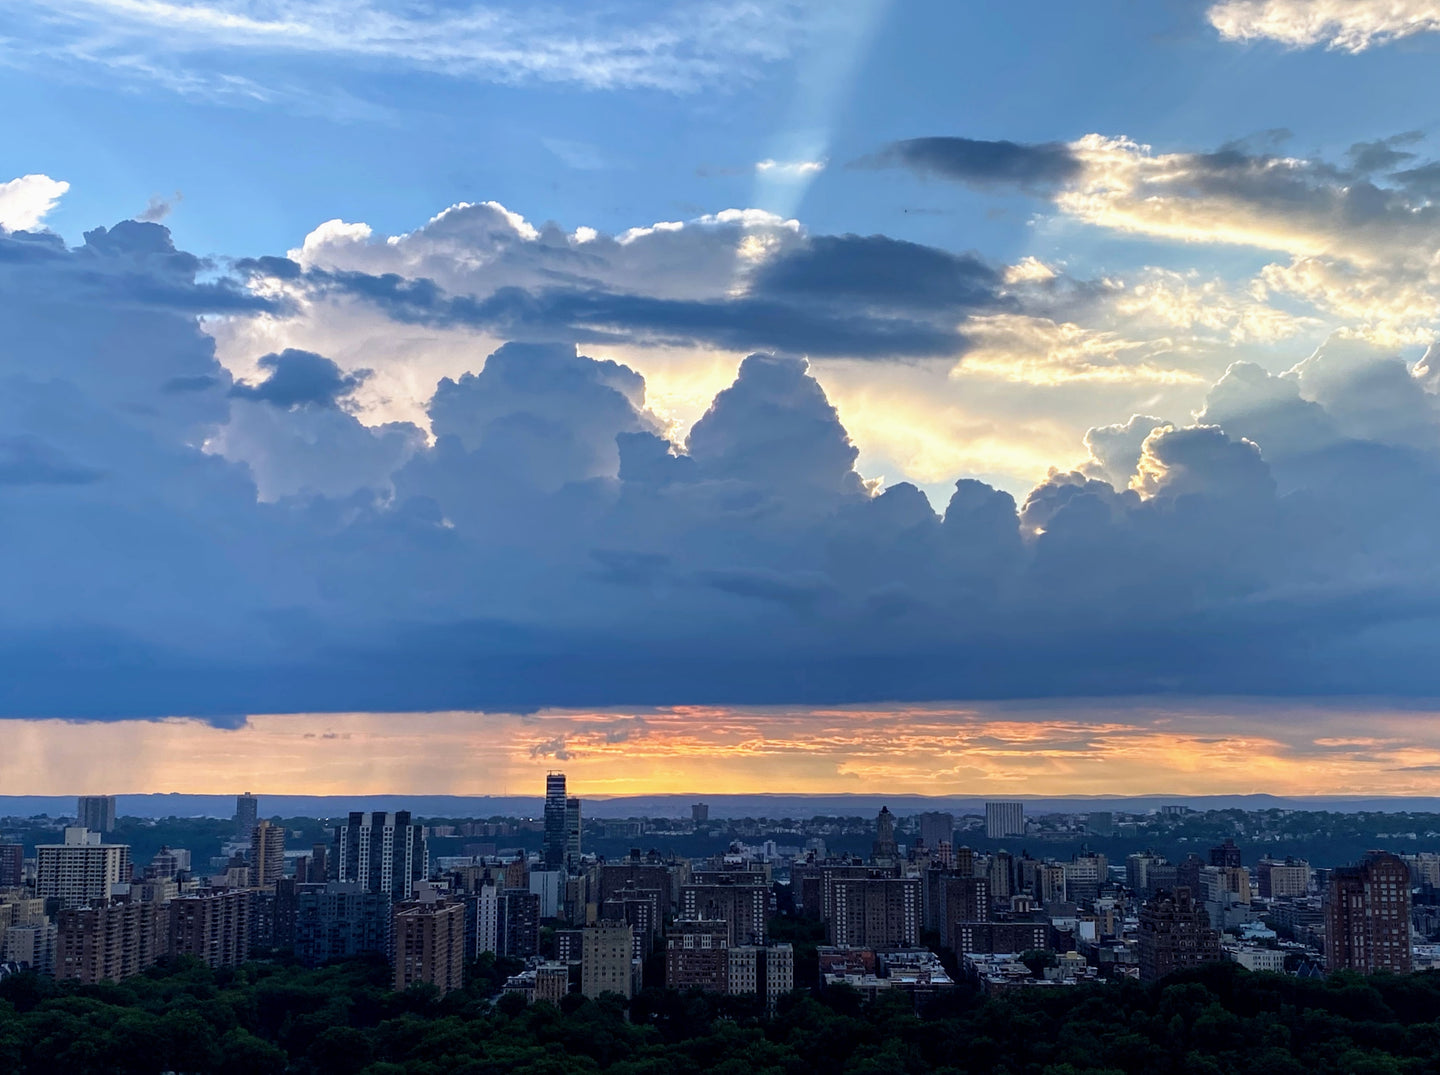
xmin=6 ymin=700 xmax=1440 ymax=798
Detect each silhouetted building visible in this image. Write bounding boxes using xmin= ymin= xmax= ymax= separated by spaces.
xmin=681 ymin=878 xmax=769 ymax=946
xmin=1325 ymin=851 xmax=1412 ymax=974
xmin=544 ymin=773 xmax=568 ymax=870
xmin=332 ymin=811 xmax=428 ymax=901
xmin=692 ymin=803 xmax=709 ymax=824
xmin=827 ymin=875 xmax=921 ymax=948
xmin=393 ymin=891 xmax=466 ymax=995
xmin=1209 ymin=839 xmax=1242 ymax=869
xmin=918 ymin=812 xmax=955 ymax=853
xmin=1138 ymin=887 xmax=1221 ymax=982
xmin=872 ymin=806 xmax=898 ymax=863
xmin=954 ymin=921 xmax=1050 ymax=955
xmin=0 ymin=844 xmax=22 ymax=888
xmin=666 ymin=918 xmax=730 ymax=992
xmin=500 ymin=888 xmax=541 ymax=959
xmin=294 ymin=883 xmax=392 ymax=967
xmin=566 ymin=797 xmax=582 ymax=868
xmin=235 ymin=793 xmax=258 ymax=842
xmin=77 ymin=795 xmax=116 ymax=834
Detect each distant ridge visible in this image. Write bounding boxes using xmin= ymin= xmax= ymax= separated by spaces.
xmin=5 ymin=792 xmax=1440 ymax=820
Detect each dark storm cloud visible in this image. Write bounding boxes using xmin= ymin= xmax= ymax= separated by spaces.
xmin=230 ymin=349 xmax=369 ymax=408
xmin=855 ymin=137 xmax=1083 ymax=191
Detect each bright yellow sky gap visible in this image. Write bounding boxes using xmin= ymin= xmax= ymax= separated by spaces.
xmin=8 ymin=701 xmax=1440 ymax=798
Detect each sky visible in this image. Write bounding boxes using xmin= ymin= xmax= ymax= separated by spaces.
xmin=4 ymin=0 xmax=1440 ymax=795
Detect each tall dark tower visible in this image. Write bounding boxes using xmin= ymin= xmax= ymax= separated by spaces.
xmin=544 ymin=773 xmax=568 ymax=869
xmin=872 ymin=806 xmax=898 ymax=863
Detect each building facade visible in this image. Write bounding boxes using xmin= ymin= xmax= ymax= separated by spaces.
xmin=1325 ymin=851 xmax=1412 ymax=974
xmin=235 ymin=793 xmax=258 ymax=842
xmin=56 ymin=901 xmax=168 ymax=983
xmin=250 ymin=819 xmax=286 ymax=888
xmin=393 ymin=896 xmax=466 ymax=995
xmin=36 ymin=828 xmax=131 ymax=910
xmin=169 ymin=889 xmax=252 ymax=968
xmin=667 ymin=918 xmax=730 ymax=992
xmin=827 ymin=875 xmax=921 ymax=948
xmin=544 ymin=773 xmax=568 ymax=870
xmin=332 ymin=811 xmax=428 ymax=902
xmin=581 ymin=920 xmax=635 ymax=999
xmin=1138 ymin=887 xmax=1222 ymax=982
xmin=293 ymin=883 xmax=392 ymax=967
xmin=985 ymin=802 xmax=1025 ymax=840
xmin=77 ymin=795 xmax=117 ymax=834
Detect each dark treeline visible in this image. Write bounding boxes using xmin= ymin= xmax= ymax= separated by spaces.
xmin=6 ymin=956 xmax=1440 ymax=1074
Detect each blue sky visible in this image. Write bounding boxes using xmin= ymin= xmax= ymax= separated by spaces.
xmin=4 ymin=0 xmax=1440 ymax=733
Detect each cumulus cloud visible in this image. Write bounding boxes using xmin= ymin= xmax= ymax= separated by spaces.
xmin=0 ymin=174 xmax=69 ymax=230
xmin=6 ymin=194 xmax=1440 ymax=716
xmin=1208 ymin=0 xmax=1440 ymax=52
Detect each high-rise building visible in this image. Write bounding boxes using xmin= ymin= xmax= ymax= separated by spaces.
xmin=170 ymin=889 xmax=252 ymax=968
xmin=692 ymin=803 xmax=710 ymax=824
xmin=250 ymin=819 xmax=286 ymax=888
xmin=581 ymin=920 xmax=636 ymax=999
xmin=393 ymin=893 xmax=467 ymax=995
xmin=1257 ymin=857 xmax=1311 ymax=899
xmin=0 ymin=843 xmax=23 ymax=888
xmin=1064 ymin=851 xmax=1108 ymax=904
xmin=939 ymin=875 xmax=990 ymax=950
xmin=681 ymin=879 xmax=769 ymax=946
xmin=293 ymin=883 xmax=392 ymax=967
xmin=235 ymin=793 xmax=258 ymax=842
xmin=918 ymin=812 xmax=955 ymax=853
xmin=1325 ymin=851 xmax=1412 ymax=975
xmin=1209 ymin=839 xmax=1243 ymax=869
xmin=544 ymin=773 xmax=568 ymax=870
xmin=332 ymin=811 xmax=428 ymax=902
xmin=1138 ymin=886 xmax=1222 ymax=982
xmin=666 ymin=918 xmax=730 ymax=992
xmin=1127 ymin=851 xmax=1168 ymax=896
xmin=500 ymin=888 xmax=541 ymax=959
xmin=872 ymin=806 xmax=898 ymax=863
xmin=77 ymin=795 xmax=117 ymax=834
xmin=727 ymin=943 xmax=794 ymax=1004
xmin=57 ymin=901 xmax=168 ymax=983
xmin=35 ymin=828 xmax=131 ymax=909
xmin=985 ymin=802 xmax=1025 ymax=840
xmin=827 ymin=875 xmax=921 ymax=948
xmin=565 ymin=797 xmax=582 ymax=868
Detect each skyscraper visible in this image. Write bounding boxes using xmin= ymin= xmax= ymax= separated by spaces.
xmin=565 ymin=796 xmax=582 ymax=868
xmin=872 ymin=806 xmax=898 ymax=862
xmin=544 ymin=773 xmax=568 ymax=869
xmin=332 ymin=811 xmax=428 ymax=902
xmin=77 ymin=795 xmax=117 ymax=834
xmin=0 ymin=843 xmax=22 ymax=888
xmin=35 ymin=828 xmax=131 ymax=909
xmin=250 ymin=819 xmax=286 ymax=888
xmin=918 ymin=812 xmax=955 ymax=852
xmin=985 ymin=802 xmax=1025 ymax=840
xmin=235 ymin=793 xmax=258 ymax=842
xmin=169 ymin=889 xmax=252 ymax=968
xmin=1325 ymin=851 xmax=1412 ymax=974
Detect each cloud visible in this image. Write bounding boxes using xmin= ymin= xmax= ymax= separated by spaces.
xmin=0 ymin=174 xmax=69 ymax=230
xmin=756 ymin=158 xmax=827 ymax=177
xmin=8 ymin=0 xmax=817 ymax=103
xmin=856 ymin=137 xmax=1082 ymax=191
xmin=1208 ymin=0 xmax=1440 ymax=52
xmin=137 ymin=191 xmax=183 ymax=223
xmin=230 ymin=348 xmax=369 ymax=408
